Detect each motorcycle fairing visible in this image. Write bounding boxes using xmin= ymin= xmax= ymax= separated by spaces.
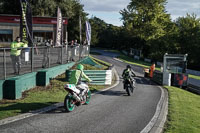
xmin=65 ymin=84 xmax=80 ymax=94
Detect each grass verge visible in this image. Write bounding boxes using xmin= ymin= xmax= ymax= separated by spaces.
xmin=0 ymin=73 xmax=110 ymax=120
xmin=118 ymin=54 xmax=161 ymax=71
xmin=118 ymin=54 xmax=200 ymax=80
xmin=189 ymin=74 xmax=200 ymax=80
xmin=0 ymin=57 xmax=114 ymax=120
xmin=164 ymin=86 xmax=200 ymax=133
xmin=90 ymin=55 xmax=112 ymax=67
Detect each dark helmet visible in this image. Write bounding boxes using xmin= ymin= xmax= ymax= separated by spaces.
xmin=127 ymin=65 xmax=131 ymax=69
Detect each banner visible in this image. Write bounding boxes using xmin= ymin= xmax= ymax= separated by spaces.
xmin=20 ymin=0 xmax=33 ymax=46
xmin=85 ymin=21 xmax=91 ymax=45
xmin=56 ymin=7 xmax=63 ymax=46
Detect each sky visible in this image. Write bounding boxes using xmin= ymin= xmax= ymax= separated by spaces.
xmin=80 ymin=0 xmax=200 ymax=26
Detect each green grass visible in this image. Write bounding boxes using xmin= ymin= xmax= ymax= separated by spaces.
xmin=118 ymin=54 xmax=200 ymax=79
xmin=90 ymin=55 xmax=112 ymax=67
xmin=0 ymin=58 xmax=112 ymax=120
xmin=0 ymin=73 xmax=108 ymax=120
xmin=118 ymin=54 xmax=161 ymax=71
xmin=189 ymin=74 xmax=200 ymax=80
xmin=164 ymin=86 xmax=200 ymax=133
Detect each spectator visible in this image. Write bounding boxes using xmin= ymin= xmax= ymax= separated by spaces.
xmin=10 ymin=37 xmax=28 ymax=74
xmin=150 ymin=62 xmax=156 ymax=78
xmin=42 ymin=39 xmax=52 ymax=68
xmin=74 ymin=39 xmax=79 ymax=46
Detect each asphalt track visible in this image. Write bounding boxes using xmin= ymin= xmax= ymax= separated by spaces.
xmin=0 ymin=50 xmax=163 ymax=133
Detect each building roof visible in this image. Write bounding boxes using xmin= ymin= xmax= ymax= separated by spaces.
xmin=0 ymin=14 xmax=68 ymax=25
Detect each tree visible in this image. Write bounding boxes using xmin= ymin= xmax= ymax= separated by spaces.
xmin=120 ymin=0 xmax=174 ymax=58
xmin=175 ymin=14 xmax=200 ymax=69
xmin=31 ymin=0 xmax=56 ymax=16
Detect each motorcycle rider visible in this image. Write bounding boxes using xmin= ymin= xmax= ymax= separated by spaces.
xmin=122 ymin=65 xmax=136 ymax=90
xmin=69 ymin=64 xmax=92 ymax=97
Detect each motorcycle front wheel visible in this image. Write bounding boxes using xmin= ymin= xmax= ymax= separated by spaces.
xmin=64 ymin=94 xmax=75 ymax=112
xmin=85 ymin=90 xmax=91 ymax=105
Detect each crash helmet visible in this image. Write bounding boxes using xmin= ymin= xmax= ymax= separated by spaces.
xmin=77 ymin=64 xmax=84 ymax=71
xmin=126 ymin=65 xmax=131 ymax=69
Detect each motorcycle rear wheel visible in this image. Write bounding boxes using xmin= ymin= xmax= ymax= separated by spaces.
xmin=125 ymin=86 xmax=131 ymax=96
xmin=64 ymin=94 xmax=75 ymax=112
xmin=85 ymin=90 xmax=91 ymax=105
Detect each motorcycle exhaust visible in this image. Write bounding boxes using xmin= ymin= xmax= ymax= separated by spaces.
xmin=72 ymin=92 xmax=81 ymax=102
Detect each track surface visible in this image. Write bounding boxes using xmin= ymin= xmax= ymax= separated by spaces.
xmin=0 ymin=50 xmax=162 ymax=133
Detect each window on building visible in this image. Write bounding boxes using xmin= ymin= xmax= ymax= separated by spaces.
xmin=33 ymin=31 xmax=53 ymax=45
xmin=0 ymin=30 xmax=13 ymax=42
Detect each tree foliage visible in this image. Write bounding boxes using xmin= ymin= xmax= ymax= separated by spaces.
xmin=0 ymin=0 xmax=200 ymax=69
xmin=175 ymin=14 xmax=200 ymax=69
xmin=120 ymin=0 xmax=171 ymax=41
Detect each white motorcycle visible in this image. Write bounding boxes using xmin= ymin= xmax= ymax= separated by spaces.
xmin=64 ymin=82 xmax=91 ymax=112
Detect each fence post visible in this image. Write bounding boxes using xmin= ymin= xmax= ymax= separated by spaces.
xmin=61 ymin=46 xmax=63 ymax=64
xmin=88 ymin=45 xmax=90 ymax=56
xmin=66 ymin=45 xmax=69 ymax=62
xmin=3 ymin=49 xmax=6 ymax=79
xmin=79 ymin=45 xmax=81 ymax=61
xmin=31 ymin=47 xmax=34 ymax=72
xmin=48 ymin=47 xmax=50 ymax=68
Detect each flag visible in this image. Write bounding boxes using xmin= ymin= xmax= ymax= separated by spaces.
xmin=20 ymin=0 xmax=33 ymax=46
xmin=85 ymin=21 xmax=91 ymax=45
xmin=56 ymin=7 xmax=63 ymax=46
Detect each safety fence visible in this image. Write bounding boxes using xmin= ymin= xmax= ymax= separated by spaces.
xmin=66 ymin=70 xmax=112 ymax=85
xmin=152 ymin=71 xmax=163 ymax=85
xmin=187 ymin=84 xmax=200 ymax=94
xmin=0 ymin=45 xmax=90 ymax=80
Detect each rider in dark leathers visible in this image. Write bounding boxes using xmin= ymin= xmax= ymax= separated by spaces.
xmin=122 ymin=65 xmax=136 ymax=91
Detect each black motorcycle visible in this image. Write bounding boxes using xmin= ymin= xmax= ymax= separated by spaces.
xmin=123 ymin=76 xmax=135 ymax=96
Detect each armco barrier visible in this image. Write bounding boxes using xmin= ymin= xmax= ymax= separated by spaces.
xmin=0 ymin=80 xmax=4 ymax=100
xmin=152 ymin=71 xmax=163 ymax=85
xmin=3 ymin=72 xmax=37 ymax=99
xmin=66 ymin=70 xmax=112 ymax=85
xmin=37 ymin=62 xmax=75 ymax=86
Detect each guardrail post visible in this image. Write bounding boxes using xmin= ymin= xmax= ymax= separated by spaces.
xmin=61 ymin=46 xmax=63 ymax=64
xmin=88 ymin=45 xmax=90 ymax=56
xmin=48 ymin=47 xmax=50 ymax=68
xmin=3 ymin=49 xmax=6 ymax=79
xmin=31 ymin=47 xmax=34 ymax=72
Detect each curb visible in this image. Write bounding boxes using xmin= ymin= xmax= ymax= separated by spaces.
xmin=140 ymin=86 xmax=168 ymax=133
xmin=0 ymin=68 xmax=120 ymax=126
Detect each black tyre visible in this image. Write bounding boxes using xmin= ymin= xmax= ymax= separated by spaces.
xmin=85 ymin=90 xmax=91 ymax=105
xmin=64 ymin=94 xmax=75 ymax=112
xmin=125 ymin=86 xmax=131 ymax=96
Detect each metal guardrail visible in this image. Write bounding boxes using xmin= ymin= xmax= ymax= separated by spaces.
xmin=152 ymin=71 xmax=163 ymax=85
xmin=187 ymin=84 xmax=200 ymax=94
xmin=66 ymin=69 xmax=112 ymax=85
xmin=0 ymin=45 xmax=90 ymax=80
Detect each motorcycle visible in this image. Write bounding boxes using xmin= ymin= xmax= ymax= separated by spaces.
xmin=123 ymin=76 xmax=136 ymax=96
xmin=64 ymin=82 xmax=91 ymax=112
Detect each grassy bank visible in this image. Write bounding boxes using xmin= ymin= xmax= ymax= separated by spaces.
xmin=118 ymin=54 xmax=161 ymax=71
xmin=118 ymin=54 xmax=200 ymax=80
xmin=0 ymin=57 xmax=113 ymax=120
xmin=164 ymin=86 xmax=200 ymax=133
xmin=0 ymin=73 xmax=110 ymax=120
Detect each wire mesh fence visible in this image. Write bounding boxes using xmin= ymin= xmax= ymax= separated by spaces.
xmin=0 ymin=45 xmax=90 ymax=80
